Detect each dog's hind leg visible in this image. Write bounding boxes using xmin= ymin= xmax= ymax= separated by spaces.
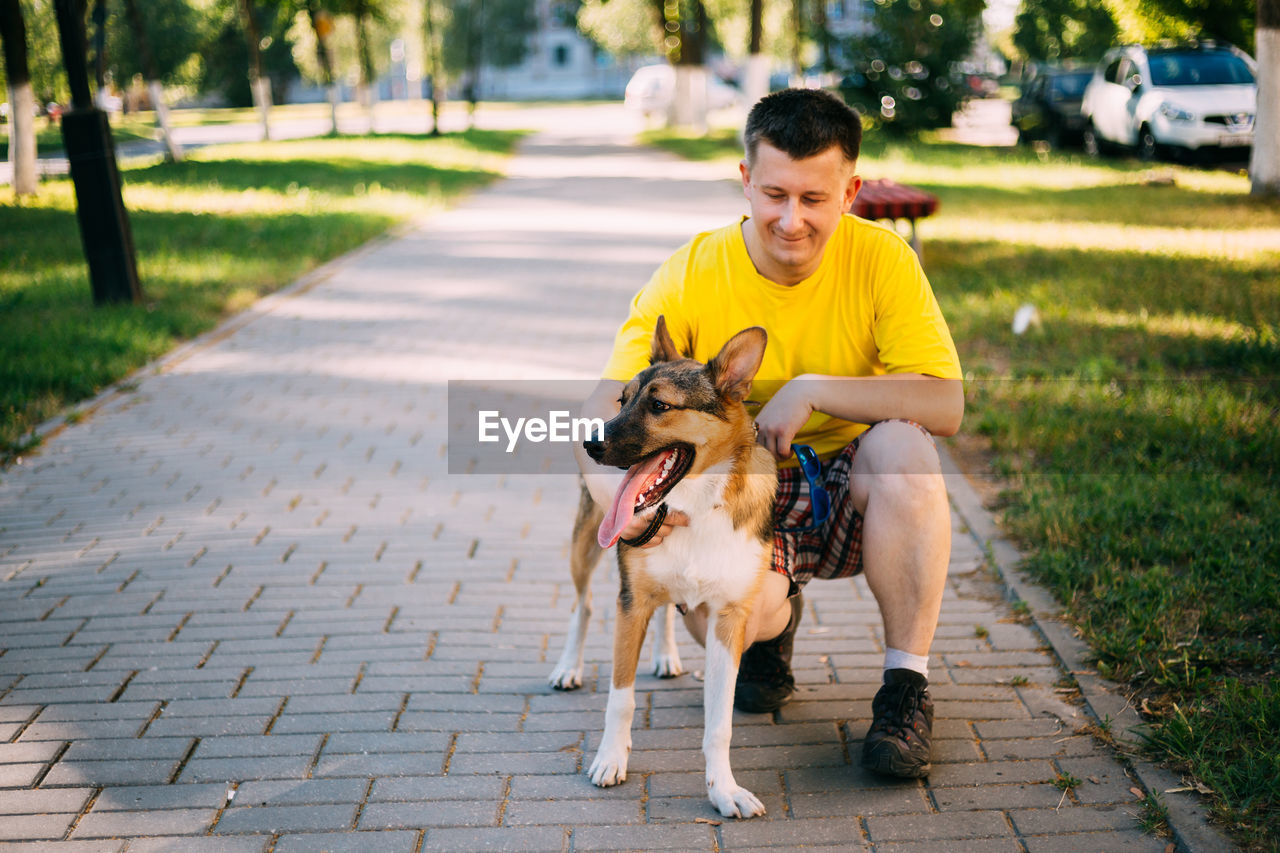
xmin=651 ymin=603 xmax=685 ymax=678
xmin=549 ymin=484 xmax=604 ymax=690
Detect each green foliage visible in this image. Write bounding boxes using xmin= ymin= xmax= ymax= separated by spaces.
xmin=724 ymin=0 xmax=801 ymax=61
xmin=1126 ymin=0 xmax=1256 ymax=49
xmin=1053 ymin=771 xmax=1082 ymax=791
xmin=201 ymin=0 xmax=300 ymax=106
xmin=105 ymin=0 xmax=207 ymax=84
xmin=1142 ymin=685 xmax=1280 ymax=848
xmin=443 ymin=0 xmax=537 ymax=82
xmin=577 ymin=0 xmax=660 ymax=56
xmin=1 ymin=0 xmax=69 ymax=106
xmin=839 ymin=0 xmax=986 ymax=135
xmin=1013 ymin=0 xmax=1119 ymax=63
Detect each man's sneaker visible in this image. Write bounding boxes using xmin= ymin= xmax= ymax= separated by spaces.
xmin=860 ymin=668 xmax=934 ymax=778
xmin=733 ymin=594 xmax=803 ymax=713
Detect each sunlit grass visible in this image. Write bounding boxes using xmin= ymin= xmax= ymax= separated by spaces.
xmin=0 ymin=129 xmax=523 ymax=458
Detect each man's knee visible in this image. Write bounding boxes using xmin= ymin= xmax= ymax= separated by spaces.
xmin=851 ymin=421 xmax=945 ymax=512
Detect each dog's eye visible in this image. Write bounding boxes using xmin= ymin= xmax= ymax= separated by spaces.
xmin=651 ymin=399 xmax=671 ymax=414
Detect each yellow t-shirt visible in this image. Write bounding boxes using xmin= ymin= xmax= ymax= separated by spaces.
xmin=602 ymin=214 xmax=962 ymax=461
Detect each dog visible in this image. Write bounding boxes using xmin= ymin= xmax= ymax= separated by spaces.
xmin=548 ymin=316 xmax=777 ymax=819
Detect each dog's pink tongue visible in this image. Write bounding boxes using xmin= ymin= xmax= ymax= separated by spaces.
xmin=598 ymin=454 xmax=665 ymax=548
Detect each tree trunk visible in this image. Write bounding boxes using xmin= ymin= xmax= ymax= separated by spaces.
xmin=660 ymin=0 xmax=709 ymax=130
xmin=745 ymin=0 xmax=768 ymax=108
xmin=52 ymin=0 xmax=143 ymax=304
xmin=1 ymin=0 xmax=38 ymax=195
xmin=90 ymin=0 xmax=109 ymax=109
xmin=463 ymin=0 xmax=480 ymax=129
xmin=1251 ymin=0 xmax=1280 ymax=197
xmin=238 ymin=0 xmax=271 ymax=140
xmin=791 ymin=0 xmax=804 ymax=82
xmin=423 ymin=0 xmax=443 ymax=136
xmin=305 ymin=3 xmax=339 ymax=136
xmin=121 ymin=0 xmax=182 ymax=162
xmin=355 ymin=5 xmax=377 ymax=133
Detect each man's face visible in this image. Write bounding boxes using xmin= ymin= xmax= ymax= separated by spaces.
xmin=739 ymin=141 xmax=861 ymax=285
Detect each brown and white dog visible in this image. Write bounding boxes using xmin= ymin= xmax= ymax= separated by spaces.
xmin=549 ymin=316 xmax=778 ymax=819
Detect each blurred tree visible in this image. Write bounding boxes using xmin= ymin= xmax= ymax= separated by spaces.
xmin=238 ymin=0 xmax=274 ymax=138
xmin=1114 ymin=0 xmax=1255 ymax=47
xmin=299 ymin=0 xmax=341 ymax=134
xmin=658 ymin=0 xmax=715 ymax=127
xmin=334 ymin=0 xmax=390 ymax=128
xmin=422 ymin=0 xmax=446 ymax=134
xmin=202 ymin=0 xmax=298 ymax=110
xmin=1 ymin=0 xmax=38 ymax=195
xmin=443 ymin=0 xmax=535 ymax=124
xmin=1013 ymin=0 xmax=1118 ymax=63
xmin=106 ymin=0 xmax=205 ymax=85
xmin=840 ymin=0 xmax=986 ymax=134
xmin=120 ymin=0 xmax=189 ymax=160
xmin=0 ymin=0 xmax=68 ymax=108
xmin=577 ymin=0 xmax=660 ymax=55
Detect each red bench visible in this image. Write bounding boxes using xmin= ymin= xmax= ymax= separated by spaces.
xmin=851 ymin=179 xmax=939 ymax=258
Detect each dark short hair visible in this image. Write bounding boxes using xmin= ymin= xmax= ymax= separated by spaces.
xmin=744 ymin=88 xmax=862 ymax=166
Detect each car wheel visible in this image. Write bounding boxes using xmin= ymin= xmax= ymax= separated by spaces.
xmin=1138 ymin=125 xmax=1159 ymax=162
xmin=1083 ymin=123 xmax=1101 ymax=158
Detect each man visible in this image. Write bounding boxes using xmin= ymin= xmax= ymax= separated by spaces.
xmin=574 ymin=88 xmax=963 ymax=779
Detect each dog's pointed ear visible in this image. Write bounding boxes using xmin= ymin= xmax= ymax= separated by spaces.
xmin=649 ymin=315 xmax=682 ymax=364
xmin=708 ymin=327 xmax=767 ymax=402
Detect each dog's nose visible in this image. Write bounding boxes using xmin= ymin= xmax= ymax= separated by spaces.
xmin=583 ymin=439 xmax=604 ymax=460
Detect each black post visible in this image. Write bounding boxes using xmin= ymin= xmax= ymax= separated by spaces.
xmin=53 ymin=0 xmax=143 ymax=305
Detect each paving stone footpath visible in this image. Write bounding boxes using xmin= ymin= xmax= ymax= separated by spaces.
xmin=1 ymin=106 xmax=1202 ymax=851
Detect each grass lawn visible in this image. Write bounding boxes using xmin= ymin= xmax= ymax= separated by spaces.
xmin=0 ymin=129 xmax=523 ymax=458
xmin=647 ymin=128 xmax=1280 ymax=850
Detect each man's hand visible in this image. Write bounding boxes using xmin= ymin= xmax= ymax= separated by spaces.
xmin=753 ymin=378 xmax=814 ymax=461
xmin=617 ymin=508 xmax=690 ymax=548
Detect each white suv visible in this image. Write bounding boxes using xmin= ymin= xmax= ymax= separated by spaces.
xmin=1081 ymin=43 xmax=1256 ymax=160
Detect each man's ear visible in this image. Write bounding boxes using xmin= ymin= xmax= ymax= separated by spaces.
xmin=708 ymin=327 xmax=767 ymax=402
xmin=844 ymin=173 xmax=862 ymax=213
xmin=740 ymin=159 xmax=751 ymax=199
xmin=649 ymin=315 xmax=682 ymax=364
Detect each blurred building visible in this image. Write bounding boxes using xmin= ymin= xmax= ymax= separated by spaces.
xmin=474 ymin=0 xmax=640 ymax=100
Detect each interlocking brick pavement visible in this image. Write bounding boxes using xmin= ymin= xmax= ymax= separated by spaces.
xmin=0 ymin=104 xmax=1222 ymax=851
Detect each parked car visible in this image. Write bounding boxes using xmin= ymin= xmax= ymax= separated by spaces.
xmin=624 ymin=64 xmax=741 ymax=116
xmin=1080 ymin=42 xmax=1256 ymax=161
xmin=1012 ymin=67 xmax=1094 ymax=148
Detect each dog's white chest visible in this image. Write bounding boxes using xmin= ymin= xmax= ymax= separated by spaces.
xmin=646 ymin=476 xmax=768 ymax=609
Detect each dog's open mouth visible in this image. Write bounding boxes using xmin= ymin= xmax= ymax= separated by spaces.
xmin=598 ymin=445 xmax=694 ymax=548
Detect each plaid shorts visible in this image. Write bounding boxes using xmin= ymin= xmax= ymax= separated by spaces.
xmin=771 ymin=419 xmax=934 ymax=591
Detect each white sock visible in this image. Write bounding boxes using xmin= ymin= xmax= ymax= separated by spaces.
xmin=884 ymin=648 xmax=929 ymax=680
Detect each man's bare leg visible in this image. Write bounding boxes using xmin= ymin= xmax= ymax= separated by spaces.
xmin=850 ymin=420 xmax=948 ymax=778
xmin=849 ymin=420 xmax=949 ymax=659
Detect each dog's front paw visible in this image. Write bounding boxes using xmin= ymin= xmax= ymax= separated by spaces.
xmin=707 ymin=780 xmax=766 ymax=819
xmin=588 ymin=745 xmax=630 ymax=787
xmin=652 ymin=647 xmax=684 ymax=679
xmin=548 ymin=663 xmax=583 ymax=691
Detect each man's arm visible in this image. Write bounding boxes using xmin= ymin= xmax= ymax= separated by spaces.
xmin=754 ymin=373 xmax=964 ymax=460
